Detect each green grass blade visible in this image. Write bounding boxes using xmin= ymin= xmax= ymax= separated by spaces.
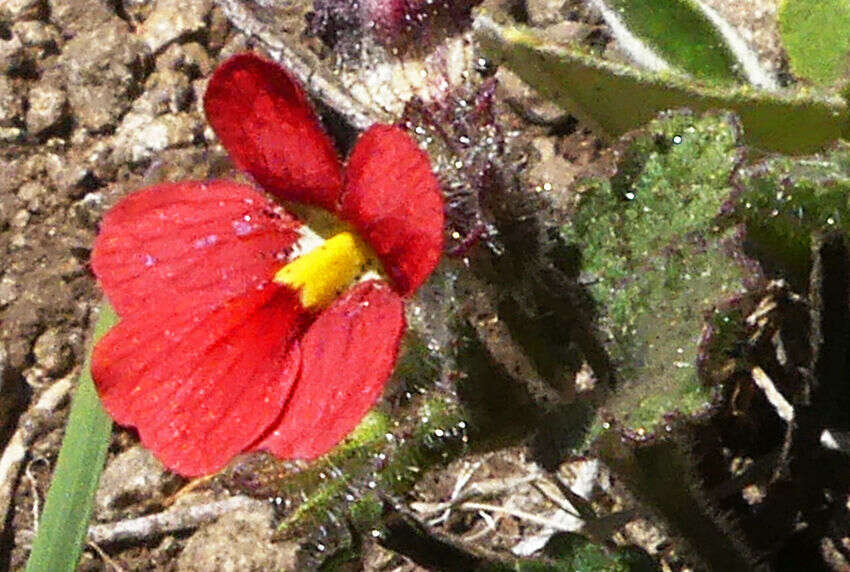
xmin=26 ymin=303 xmax=117 ymax=572
xmin=778 ymin=0 xmax=850 ymax=87
xmin=474 ymin=14 xmax=848 ymax=154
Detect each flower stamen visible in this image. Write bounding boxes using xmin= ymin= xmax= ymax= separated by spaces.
xmin=274 ymin=231 xmax=378 ymax=310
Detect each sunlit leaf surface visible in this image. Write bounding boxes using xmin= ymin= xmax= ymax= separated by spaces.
xmin=779 ymin=0 xmax=850 ymax=87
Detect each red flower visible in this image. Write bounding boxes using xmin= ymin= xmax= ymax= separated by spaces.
xmin=90 ymin=53 xmax=444 ymax=477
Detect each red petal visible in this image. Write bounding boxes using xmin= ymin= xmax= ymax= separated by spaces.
xmin=92 ymin=285 xmax=306 ymax=476
xmin=203 ymin=52 xmax=343 ymax=211
xmin=255 ymin=280 xmax=404 ymax=459
xmin=340 ymin=125 xmax=444 ymax=295
xmin=92 ymin=181 xmax=300 ymax=319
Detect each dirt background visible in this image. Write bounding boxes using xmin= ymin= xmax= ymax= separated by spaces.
xmin=0 ymin=0 xmax=788 ymax=570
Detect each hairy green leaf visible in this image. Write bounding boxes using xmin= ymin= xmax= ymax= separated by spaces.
xmin=26 ymin=303 xmax=116 ymax=572
xmin=474 ymin=14 xmax=848 ymax=153
xmin=565 ymin=113 xmax=746 ymax=440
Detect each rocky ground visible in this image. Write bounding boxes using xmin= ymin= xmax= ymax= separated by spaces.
xmin=0 ymin=0 xmax=788 ymax=570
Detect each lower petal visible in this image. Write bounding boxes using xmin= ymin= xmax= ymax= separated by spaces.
xmin=92 ymin=285 xmax=306 ymax=476
xmin=255 ymin=280 xmax=405 ymax=459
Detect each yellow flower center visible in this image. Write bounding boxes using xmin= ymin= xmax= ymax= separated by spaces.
xmin=273 ymin=230 xmax=378 ymax=310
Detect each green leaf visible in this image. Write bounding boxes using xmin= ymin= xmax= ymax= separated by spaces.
xmin=596 ymin=0 xmax=741 ymax=82
xmin=474 ymin=14 xmax=848 ymax=154
xmin=728 ymin=143 xmax=850 ymax=287
xmin=779 ymin=0 xmax=850 ymax=87
xmin=565 ymin=113 xmax=744 ymax=440
xmin=26 ymin=303 xmax=117 ymax=572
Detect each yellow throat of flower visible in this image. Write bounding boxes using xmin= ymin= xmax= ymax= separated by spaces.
xmin=273 ymin=230 xmax=377 ymax=310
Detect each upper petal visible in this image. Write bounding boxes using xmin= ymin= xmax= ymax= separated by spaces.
xmin=92 ymin=284 xmax=306 ymax=476
xmin=340 ymin=125 xmax=444 ymax=295
xmin=255 ymin=280 xmax=404 ymax=459
xmin=92 ymin=181 xmax=300 ymax=319
xmin=203 ymin=52 xmax=344 ymax=211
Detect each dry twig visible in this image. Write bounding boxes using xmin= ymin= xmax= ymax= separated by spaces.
xmin=87 ymin=495 xmax=268 ymax=545
xmin=410 ymin=473 xmax=541 ymax=517
xmin=215 ymin=0 xmax=382 ymax=130
xmin=0 ymin=374 xmax=75 ymax=530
